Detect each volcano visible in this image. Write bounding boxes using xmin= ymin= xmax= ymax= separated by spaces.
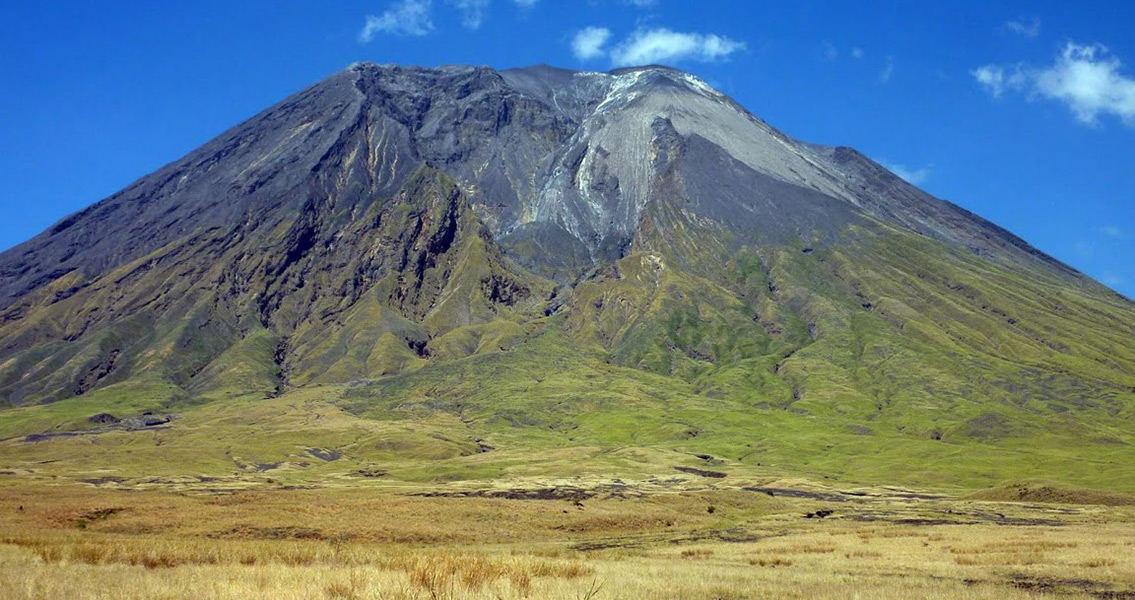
xmin=2 ymin=63 xmax=1133 ymax=488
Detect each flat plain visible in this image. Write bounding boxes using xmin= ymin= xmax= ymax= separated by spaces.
xmin=4 ymin=374 xmax=1135 ymax=599
xmin=3 ymin=471 xmax=1135 ymax=599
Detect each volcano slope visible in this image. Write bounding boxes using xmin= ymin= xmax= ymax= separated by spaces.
xmin=0 ymin=63 xmax=1133 ymax=494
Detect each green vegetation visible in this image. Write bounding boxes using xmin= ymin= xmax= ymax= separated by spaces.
xmin=2 ymin=166 xmax=1135 ymax=493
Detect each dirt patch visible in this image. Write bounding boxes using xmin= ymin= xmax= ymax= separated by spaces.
xmin=849 ymin=515 xmax=973 ymax=526
xmin=676 ymin=527 xmax=765 ymax=544
xmin=413 ymin=482 xmax=648 ymax=501
xmin=19 ymin=414 xmax=176 ymax=443
xmin=848 ymin=511 xmax=1063 ymax=527
xmin=974 ymin=512 xmax=1065 ymax=526
xmin=963 ymin=574 xmax=1132 ymax=599
xmin=572 ymin=527 xmax=767 ymax=552
xmin=878 ymin=488 xmax=948 ymax=500
xmin=78 ymin=477 xmax=126 ymax=486
xmin=24 ymin=432 xmax=82 ymax=442
xmin=743 ymin=487 xmax=848 ymax=502
xmin=352 ymin=468 xmax=388 ymax=478
xmin=674 ymin=466 xmax=727 ymax=478
xmin=305 ymin=448 xmax=341 ymax=461
xmin=1008 ymin=574 xmax=1112 ymax=594
xmin=571 ymin=538 xmax=641 ymax=552
xmin=412 ymin=487 xmax=596 ymax=501
xmin=79 ymin=507 xmax=126 ymax=521
xmin=209 ymin=525 xmax=326 ymax=540
xmin=73 ymin=507 xmax=127 ymax=528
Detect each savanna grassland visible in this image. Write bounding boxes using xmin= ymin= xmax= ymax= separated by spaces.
xmin=3 ymin=309 xmax=1135 ymax=599
xmin=3 ymin=476 xmax=1135 ymax=600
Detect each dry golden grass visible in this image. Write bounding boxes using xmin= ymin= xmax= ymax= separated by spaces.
xmin=3 ymin=480 xmax=1135 ymax=599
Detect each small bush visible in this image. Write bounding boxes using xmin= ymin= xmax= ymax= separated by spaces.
xmin=749 ymin=557 xmax=792 ymax=567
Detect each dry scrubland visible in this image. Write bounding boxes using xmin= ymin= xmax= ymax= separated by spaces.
xmin=3 ymin=480 xmax=1135 ymax=599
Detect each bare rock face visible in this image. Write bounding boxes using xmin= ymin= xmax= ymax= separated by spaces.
xmin=0 ymin=62 xmax=1128 ymax=406
xmin=0 ymin=63 xmax=1080 ymax=309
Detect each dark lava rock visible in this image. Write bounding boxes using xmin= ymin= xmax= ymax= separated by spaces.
xmin=674 ymin=466 xmax=727 ymax=478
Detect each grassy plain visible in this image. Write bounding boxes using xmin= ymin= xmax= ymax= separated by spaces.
xmin=2 ymin=477 xmax=1135 ymax=600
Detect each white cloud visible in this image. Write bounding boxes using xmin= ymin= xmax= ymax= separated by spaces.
xmin=972 ymin=65 xmax=1007 ymax=97
xmin=359 ymin=0 xmax=434 ymax=41
xmin=851 ymin=47 xmax=864 ymax=59
xmin=822 ymin=41 xmax=839 ymax=61
xmin=1004 ymin=16 xmax=1041 ymax=38
xmin=1035 ymin=43 xmax=1135 ymax=125
xmin=879 ymin=56 xmax=894 ymax=83
xmin=1102 ymin=273 xmax=1126 ymax=287
xmin=880 ymin=160 xmax=931 ymax=185
xmin=971 ymin=63 xmax=1028 ymax=98
xmin=609 ymin=28 xmax=745 ymax=67
xmin=451 ymin=0 xmax=489 ymax=30
xmin=572 ymin=27 xmax=612 ymax=61
xmin=622 ymin=0 xmax=658 ymax=6
xmin=513 ymin=0 xmax=538 ymax=6
xmin=1098 ymin=225 xmax=1125 ymax=238
xmin=973 ymin=42 xmax=1135 ymax=127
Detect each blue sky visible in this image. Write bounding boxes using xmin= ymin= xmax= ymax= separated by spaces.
xmin=1 ymin=1 xmax=1132 ymax=297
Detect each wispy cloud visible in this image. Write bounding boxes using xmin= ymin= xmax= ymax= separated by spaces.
xmin=972 ymin=65 xmax=1007 ymax=97
xmin=971 ymin=64 xmax=1028 ymax=98
xmin=1004 ymin=16 xmax=1041 ymax=38
xmin=1101 ymin=273 xmax=1126 ymax=287
xmin=622 ymin=0 xmax=657 ymax=6
xmin=607 ymin=28 xmax=745 ymax=67
xmin=1098 ymin=225 xmax=1125 ymax=238
xmin=451 ymin=0 xmax=489 ymax=30
xmin=513 ymin=0 xmax=538 ymax=6
xmin=819 ymin=43 xmax=866 ymax=62
xmin=821 ymin=41 xmax=839 ymax=61
xmin=879 ymin=160 xmax=931 ymax=185
xmin=359 ymin=0 xmax=434 ymax=41
xmin=571 ymin=27 xmax=612 ymax=61
xmin=973 ymin=42 xmax=1135 ymax=127
xmin=879 ymin=56 xmax=895 ymax=83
